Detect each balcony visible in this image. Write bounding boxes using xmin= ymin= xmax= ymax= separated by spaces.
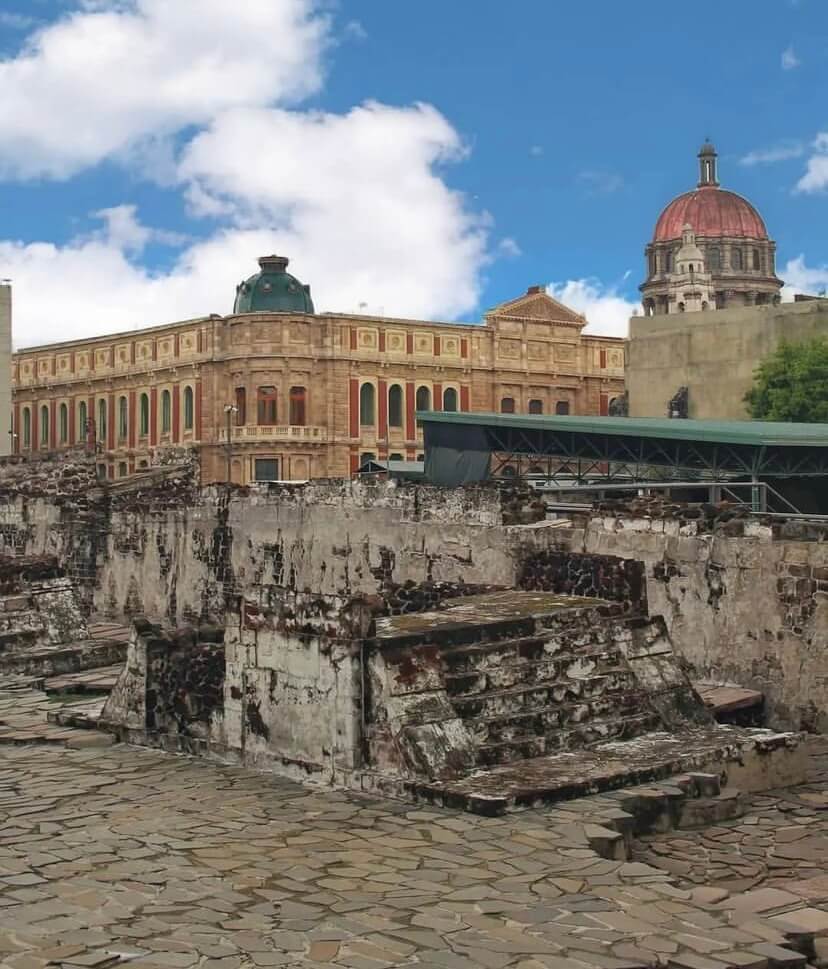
xmin=218 ymin=424 xmax=327 ymax=444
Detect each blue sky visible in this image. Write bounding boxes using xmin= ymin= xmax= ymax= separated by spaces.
xmin=1 ymin=0 xmax=828 ymax=346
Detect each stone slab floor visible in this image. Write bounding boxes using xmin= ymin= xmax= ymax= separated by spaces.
xmin=2 ymin=730 xmax=828 ymax=969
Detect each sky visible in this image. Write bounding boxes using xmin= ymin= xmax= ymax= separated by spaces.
xmin=1 ymin=0 xmax=828 ymax=348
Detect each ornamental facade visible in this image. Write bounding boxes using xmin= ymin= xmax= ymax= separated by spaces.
xmin=11 ymin=257 xmax=624 ymax=484
xmin=640 ymin=142 xmax=783 ymax=315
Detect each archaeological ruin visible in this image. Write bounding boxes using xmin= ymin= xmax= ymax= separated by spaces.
xmin=4 ymin=447 xmax=828 ymax=967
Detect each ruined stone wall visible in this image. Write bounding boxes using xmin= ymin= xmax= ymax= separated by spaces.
xmin=5 ymin=471 xmax=828 ymax=732
xmin=518 ymin=514 xmax=828 ymax=733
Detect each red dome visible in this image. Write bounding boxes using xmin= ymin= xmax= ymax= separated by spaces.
xmin=653 ymin=187 xmax=768 ymax=242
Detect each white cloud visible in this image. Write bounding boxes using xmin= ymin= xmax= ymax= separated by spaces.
xmin=739 ymin=141 xmax=804 ymax=166
xmin=577 ymin=169 xmax=624 ymax=196
xmin=2 ymin=213 xmax=291 ymax=348
xmin=176 ymin=102 xmax=488 ymax=321
xmin=546 ymin=278 xmax=639 ymax=337
xmin=0 ymin=3 xmax=496 ymax=343
xmin=795 ymin=133 xmax=828 ymax=193
xmin=781 ymin=44 xmax=801 ymax=70
xmin=497 ymin=237 xmax=521 ymax=259
xmin=0 ymin=0 xmax=329 ymax=179
xmin=780 ymin=255 xmax=828 ymax=300
xmin=3 ymin=97 xmax=490 ymax=345
xmin=343 ymin=19 xmax=367 ymax=41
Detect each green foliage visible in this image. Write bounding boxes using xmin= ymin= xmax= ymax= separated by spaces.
xmin=745 ymin=338 xmax=828 ymax=422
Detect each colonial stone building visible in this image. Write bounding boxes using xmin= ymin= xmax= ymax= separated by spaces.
xmin=11 ymin=257 xmax=624 ymax=483
xmin=640 ymin=142 xmax=783 ymax=315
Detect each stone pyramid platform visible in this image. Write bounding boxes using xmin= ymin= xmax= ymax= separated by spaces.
xmin=353 ymin=591 xmax=806 ymax=815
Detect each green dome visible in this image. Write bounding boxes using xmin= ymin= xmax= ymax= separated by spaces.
xmin=233 ymin=255 xmax=314 ymax=314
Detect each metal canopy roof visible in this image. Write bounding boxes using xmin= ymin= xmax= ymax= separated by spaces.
xmin=417 ymin=412 xmax=828 ymax=484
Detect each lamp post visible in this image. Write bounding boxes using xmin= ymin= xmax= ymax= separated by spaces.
xmin=223 ymin=404 xmax=238 ymax=484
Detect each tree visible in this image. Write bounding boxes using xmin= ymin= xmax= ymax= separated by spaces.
xmin=745 ymin=338 xmax=828 ymax=422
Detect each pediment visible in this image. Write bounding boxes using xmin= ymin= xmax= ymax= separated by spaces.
xmin=487 ymin=290 xmax=585 ymax=326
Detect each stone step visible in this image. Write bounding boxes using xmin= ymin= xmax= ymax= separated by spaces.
xmin=0 ymin=637 xmax=128 ymax=677
xmin=47 ymin=696 xmax=107 ymax=730
xmin=441 ymin=635 xmax=623 ymax=674
xmin=444 ymin=657 xmax=634 ymax=694
xmin=676 ymin=789 xmax=747 ymax=829
xmin=475 ymin=712 xmax=663 ymax=766
xmin=43 ymin=664 xmax=123 ymax=696
xmin=461 ymin=692 xmax=653 ymax=744
xmin=450 ymin=678 xmax=644 ymax=719
xmin=0 ymin=722 xmax=115 ymax=748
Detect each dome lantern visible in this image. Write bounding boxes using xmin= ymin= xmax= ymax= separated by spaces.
xmin=698 ymin=139 xmax=719 ymax=187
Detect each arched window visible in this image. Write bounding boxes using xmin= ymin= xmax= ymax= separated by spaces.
xmin=389 ymin=453 xmax=404 ymax=462
xmin=161 ymin=390 xmax=171 ymax=433
xmin=77 ymin=401 xmax=87 ymax=444
xmin=555 ymin=401 xmax=570 ymax=415
xmin=235 ymin=387 xmax=246 ymax=426
xmin=388 ymin=385 xmax=403 ymax=427
xmin=59 ymin=403 xmax=68 ymax=444
xmin=139 ymin=394 xmax=149 ymax=437
xmin=118 ymin=396 xmax=128 ymax=440
xmin=443 ymin=387 xmax=458 ymax=412
xmin=502 ymin=465 xmax=517 ymax=478
xmin=752 ymin=249 xmax=761 ymax=271
xmin=529 ymin=399 xmax=543 ymax=414
xmin=731 ymin=248 xmax=743 ymax=271
xmin=40 ymin=405 xmax=49 ymax=445
xmin=500 ymin=397 xmax=515 ymax=414
xmin=708 ymin=247 xmax=721 ymax=271
xmin=22 ymin=408 xmax=31 ymax=449
xmin=415 ymin=386 xmax=431 ymax=411
xmin=289 ymin=386 xmax=306 ymax=426
xmin=359 ymin=452 xmax=376 ymax=467
xmin=257 ymin=386 xmax=277 ymax=425
xmin=98 ymin=399 xmax=107 ymax=441
xmin=183 ymin=386 xmax=194 ymax=431
xmin=359 ymin=383 xmax=375 ymax=426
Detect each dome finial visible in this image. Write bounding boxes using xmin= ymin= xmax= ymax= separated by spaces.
xmin=698 ymin=139 xmax=719 ymax=187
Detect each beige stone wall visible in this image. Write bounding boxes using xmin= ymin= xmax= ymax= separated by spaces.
xmin=0 ymin=286 xmax=11 ymax=455
xmin=627 ymin=298 xmax=828 ymax=419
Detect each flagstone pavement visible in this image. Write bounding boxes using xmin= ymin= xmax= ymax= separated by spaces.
xmin=2 ymin=737 xmax=828 ymax=968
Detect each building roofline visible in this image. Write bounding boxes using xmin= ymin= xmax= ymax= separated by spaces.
xmin=14 ymin=316 xmax=215 ymax=356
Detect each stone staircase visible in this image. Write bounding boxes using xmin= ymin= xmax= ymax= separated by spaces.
xmin=359 ymin=590 xmax=806 ymax=818
xmin=442 ymin=623 xmax=664 ymax=767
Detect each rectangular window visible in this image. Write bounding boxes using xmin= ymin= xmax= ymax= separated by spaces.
xmin=254 ymin=458 xmax=279 ymax=482
xmin=257 ymin=386 xmax=277 ymax=425
xmin=235 ymin=387 xmax=246 ymax=425
xmin=289 ymin=386 xmax=306 ymax=426
xmin=599 ymin=349 xmax=607 ymax=369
